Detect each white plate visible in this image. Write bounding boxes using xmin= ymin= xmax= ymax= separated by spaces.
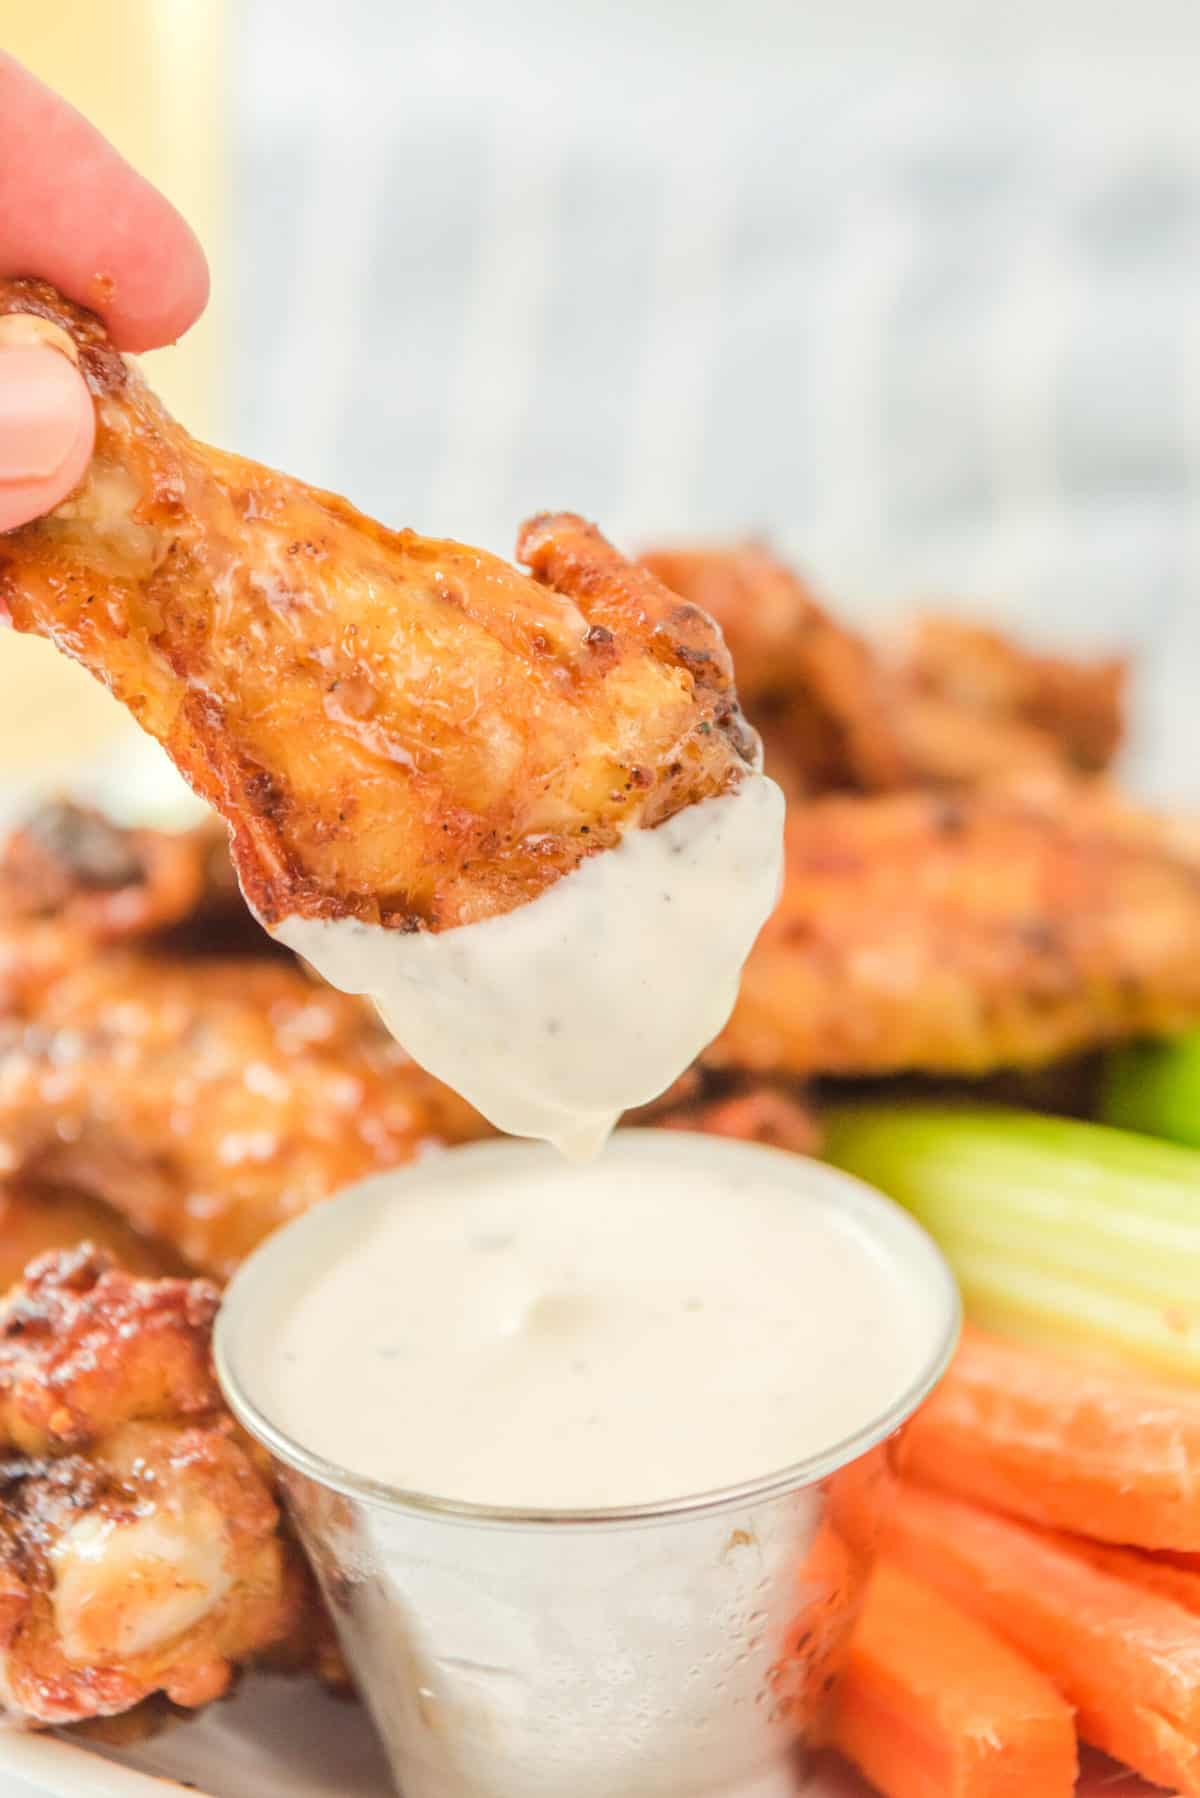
xmin=0 ymin=1676 xmax=1168 ymax=1797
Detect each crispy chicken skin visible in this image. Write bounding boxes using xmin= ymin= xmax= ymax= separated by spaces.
xmin=0 ymin=954 xmax=489 ymax=1279
xmin=0 ymin=1248 xmax=314 ymax=1722
xmin=0 ymin=280 xmax=757 ymax=932
xmin=643 ymin=543 xmax=1126 ymax=794
xmin=714 ymin=784 xmax=1200 ymax=1076
xmin=0 ymin=803 xmax=207 ymax=1016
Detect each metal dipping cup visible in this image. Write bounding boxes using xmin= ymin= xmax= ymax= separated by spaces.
xmin=215 ymin=1134 xmax=960 ymax=1798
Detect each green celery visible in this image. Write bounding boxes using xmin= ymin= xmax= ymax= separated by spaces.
xmin=1101 ymin=1033 xmax=1200 ymax=1149
xmin=822 ymin=1104 xmax=1200 ymax=1379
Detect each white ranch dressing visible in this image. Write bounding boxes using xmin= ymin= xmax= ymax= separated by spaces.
xmin=269 ymin=773 xmax=785 ymax=1156
xmin=257 ymin=1138 xmax=936 ymax=1509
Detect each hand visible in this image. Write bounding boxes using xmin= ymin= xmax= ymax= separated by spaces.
xmin=0 ymin=54 xmax=208 ymax=531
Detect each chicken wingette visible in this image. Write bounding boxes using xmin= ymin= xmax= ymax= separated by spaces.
xmin=0 ymin=281 xmax=759 ymax=934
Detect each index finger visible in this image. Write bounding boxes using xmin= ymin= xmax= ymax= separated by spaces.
xmin=0 ymin=54 xmax=209 ymax=353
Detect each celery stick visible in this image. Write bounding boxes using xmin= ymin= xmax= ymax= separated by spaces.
xmin=1101 ymin=1033 xmax=1200 ymax=1149
xmin=822 ymin=1105 xmax=1200 ymax=1379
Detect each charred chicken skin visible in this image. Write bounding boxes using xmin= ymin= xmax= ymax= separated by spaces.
xmin=0 ymin=281 xmax=758 ymax=933
xmin=0 ymin=1247 xmax=316 ymax=1723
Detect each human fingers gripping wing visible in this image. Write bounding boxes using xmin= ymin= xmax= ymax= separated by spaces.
xmin=0 ymin=280 xmax=784 ymax=1148
xmin=0 ymin=56 xmax=208 ymax=353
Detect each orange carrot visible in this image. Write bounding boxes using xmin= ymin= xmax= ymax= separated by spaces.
xmin=888 ymin=1481 xmax=1200 ymax=1794
xmin=1064 ymin=1536 xmax=1200 ymax=1618
xmin=832 ymin=1561 xmax=1077 ymax=1798
xmin=896 ymin=1325 xmax=1200 ymax=1550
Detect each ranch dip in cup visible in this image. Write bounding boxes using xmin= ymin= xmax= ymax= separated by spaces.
xmin=216 ymin=1131 xmax=958 ymax=1798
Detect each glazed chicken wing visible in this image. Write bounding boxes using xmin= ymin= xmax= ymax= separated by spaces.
xmin=0 ymin=282 xmax=757 ymax=933
xmin=714 ymin=784 xmax=1200 ymax=1076
xmin=0 ymin=1247 xmax=317 ymax=1723
xmin=0 ymin=954 xmax=489 ymax=1279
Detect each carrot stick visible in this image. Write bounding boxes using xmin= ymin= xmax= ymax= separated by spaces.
xmin=896 ymin=1325 xmax=1200 ymax=1550
xmin=888 ymin=1481 xmax=1200 ymax=1794
xmin=1063 ymin=1537 xmax=1200 ymax=1618
xmin=832 ymin=1561 xmax=1077 ymax=1798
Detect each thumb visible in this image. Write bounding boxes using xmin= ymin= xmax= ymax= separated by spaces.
xmin=0 ymin=331 xmax=94 ymax=533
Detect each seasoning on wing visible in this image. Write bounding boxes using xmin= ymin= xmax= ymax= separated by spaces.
xmin=713 ymin=784 xmax=1200 ymax=1077
xmin=0 ymin=281 xmax=758 ymax=934
xmin=0 ymin=954 xmax=489 ymax=1280
xmin=0 ymin=802 xmax=207 ymax=1016
xmin=0 ymin=1247 xmax=318 ymax=1722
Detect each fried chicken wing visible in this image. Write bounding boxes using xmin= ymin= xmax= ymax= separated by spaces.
xmin=627 ymin=1065 xmax=820 ymax=1153
xmin=902 ymin=614 xmax=1126 ymax=774
xmin=713 ymin=784 xmax=1200 ymax=1076
xmin=0 ymin=1248 xmax=315 ymax=1722
xmin=643 ymin=543 xmax=1126 ymax=794
xmin=0 ymin=1183 xmax=179 ymax=1292
xmin=0 ymin=954 xmax=489 ymax=1279
xmin=0 ymin=281 xmax=757 ymax=933
xmin=0 ymin=802 xmax=207 ymax=1016
xmin=641 ymin=543 xmax=910 ymax=797
xmin=653 ymin=1082 xmax=820 ymax=1155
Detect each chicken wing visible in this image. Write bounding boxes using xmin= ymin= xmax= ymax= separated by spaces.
xmin=713 ymin=783 xmax=1200 ymax=1076
xmin=0 ymin=281 xmax=758 ymax=933
xmin=642 ymin=543 xmax=1126 ymax=794
xmin=0 ymin=1247 xmax=317 ymax=1723
xmin=640 ymin=542 xmax=910 ymax=797
xmin=0 ymin=954 xmax=489 ymax=1279
xmin=0 ymin=802 xmax=207 ymax=1016
xmin=653 ymin=1081 xmax=820 ymax=1155
xmin=901 ymin=614 xmax=1126 ymax=775
xmin=0 ymin=1182 xmax=179 ymax=1292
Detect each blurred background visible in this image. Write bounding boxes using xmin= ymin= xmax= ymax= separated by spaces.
xmin=3 ymin=0 xmax=1200 ymax=799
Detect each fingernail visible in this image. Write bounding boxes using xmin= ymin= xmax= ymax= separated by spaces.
xmin=0 ymin=345 xmax=93 ymax=482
